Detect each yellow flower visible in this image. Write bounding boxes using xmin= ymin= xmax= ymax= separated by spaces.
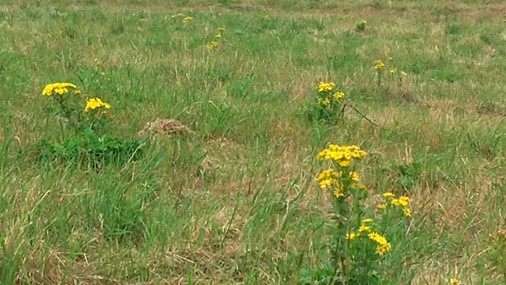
xmin=215 ymin=34 xmax=222 ymax=39
xmin=333 ymin=91 xmax=345 ymax=100
xmin=317 ymin=145 xmax=366 ymax=168
xmin=42 ymin=82 xmax=79 ymax=96
xmin=218 ymin=27 xmax=225 ymax=33
xmin=403 ymin=207 xmax=411 ymax=217
xmin=374 ymin=60 xmax=385 ymax=71
xmin=389 ymin=68 xmax=396 ymax=76
xmin=171 ymin=13 xmax=185 ymax=19
xmin=362 ymin=218 xmax=373 ymax=223
xmin=319 ymin=179 xmax=332 ymax=188
xmin=392 ymin=196 xmax=410 ymax=207
xmin=450 ymin=278 xmax=459 ymax=285
xmin=350 ymin=171 xmax=359 ymax=182
xmin=346 ymin=232 xmax=358 ymax=240
xmin=316 ymin=168 xmax=338 ymax=189
xmin=317 ymin=82 xmax=335 ymax=92
xmin=376 ymin=203 xmax=386 ymax=210
xmin=333 ymin=186 xmax=345 ymax=198
xmin=321 ymin=98 xmax=330 ymax=106
xmin=264 ymin=15 xmax=271 ymax=21
xmin=85 ymin=97 xmax=110 ymax=112
xmin=182 ymin=16 xmax=192 ymax=24
xmin=398 ymin=196 xmax=410 ymax=206
xmin=368 ymin=232 xmax=392 ymax=255
xmin=207 ymin=41 xmax=219 ymax=50
xmin=376 ymin=243 xmax=392 ymax=255
xmin=382 ymin=192 xmax=395 ymax=199
xmin=94 ymin=58 xmax=101 ymax=65
xmin=358 ymin=225 xmax=371 ymax=233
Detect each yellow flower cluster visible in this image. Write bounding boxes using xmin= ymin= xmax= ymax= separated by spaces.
xmin=316 ymin=168 xmax=337 ymax=189
xmin=182 ymin=16 xmax=192 ymax=24
xmin=171 ymin=13 xmax=192 ymax=24
xmin=207 ymin=40 xmax=219 ymax=50
xmin=379 ymin=192 xmax=411 ymax=217
xmin=317 ymin=98 xmax=331 ymax=106
xmin=317 ymin=82 xmax=335 ymax=92
xmin=450 ymin=278 xmax=459 ymax=285
xmin=316 ymin=167 xmax=364 ymax=198
xmin=345 ymin=219 xmax=392 ymax=255
xmin=368 ymin=232 xmax=392 ymax=255
xmin=374 ymin=58 xmax=407 ymax=78
xmin=346 ymin=218 xmax=373 ymax=240
xmin=317 ymin=145 xmax=367 ymax=167
xmin=85 ymin=98 xmax=110 ymax=113
xmin=374 ymin=60 xmax=385 ymax=71
xmin=314 ymin=81 xmax=347 ymax=113
xmin=42 ymin=83 xmax=79 ymax=96
xmin=171 ymin=13 xmax=185 ymax=19
xmin=207 ymin=27 xmax=225 ymax=50
xmin=333 ymin=92 xmax=345 ymax=100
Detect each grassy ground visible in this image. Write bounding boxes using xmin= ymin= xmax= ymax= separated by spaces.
xmin=0 ymin=0 xmax=505 ymax=284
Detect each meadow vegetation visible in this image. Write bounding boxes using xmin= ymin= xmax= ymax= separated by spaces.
xmin=0 ymin=0 xmax=505 ymax=284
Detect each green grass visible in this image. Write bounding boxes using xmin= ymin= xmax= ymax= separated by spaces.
xmin=1 ymin=0 xmax=505 ymax=284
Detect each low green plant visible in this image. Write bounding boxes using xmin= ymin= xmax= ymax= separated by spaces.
xmin=301 ymin=144 xmax=411 ymax=284
xmin=355 ymin=20 xmax=367 ymax=32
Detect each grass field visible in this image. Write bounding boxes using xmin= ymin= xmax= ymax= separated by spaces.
xmin=0 ymin=0 xmax=505 ymax=284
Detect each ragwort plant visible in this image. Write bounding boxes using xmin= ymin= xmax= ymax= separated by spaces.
xmin=302 ymin=144 xmax=411 ymax=284
xmin=373 ymin=58 xmax=408 ymax=87
xmin=305 ymin=81 xmax=347 ymax=124
xmin=34 ymin=82 xmax=146 ymax=168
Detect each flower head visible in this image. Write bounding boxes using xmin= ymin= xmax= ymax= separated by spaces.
xmin=85 ymin=97 xmax=110 ymax=112
xmin=317 ymin=144 xmax=367 ymax=168
xmin=207 ymin=41 xmax=219 ymax=50
xmin=382 ymin=192 xmax=395 ymax=199
xmin=346 ymin=232 xmax=358 ymax=240
xmin=42 ymin=82 xmax=79 ymax=96
xmin=376 ymin=203 xmax=386 ymax=210
xmin=374 ymin=60 xmax=385 ymax=71
xmin=368 ymin=232 xmax=392 ymax=255
xmin=450 ymin=278 xmax=459 ymax=285
xmin=171 ymin=13 xmax=185 ymax=19
xmin=182 ymin=16 xmax=192 ymax=24
xmin=317 ymin=82 xmax=335 ymax=92
xmin=358 ymin=225 xmax=371 ymax=233
xmin=333 ymin=91 xmax=345 ymax=101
